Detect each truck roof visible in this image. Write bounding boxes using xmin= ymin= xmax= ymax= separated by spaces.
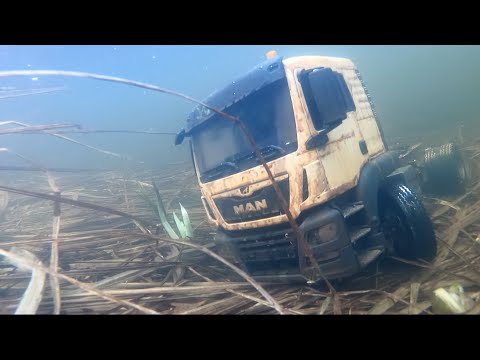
xmin=282 ymin=55 xmax=355 ymax=70
xmin=185 ymin=56 xmax=285 ymax=134
xmin=185 ymin=55 xmax=356 ymax=134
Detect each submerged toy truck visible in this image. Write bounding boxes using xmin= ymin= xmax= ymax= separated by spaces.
xmin=175 ymin=52 xmax=467 ymax=282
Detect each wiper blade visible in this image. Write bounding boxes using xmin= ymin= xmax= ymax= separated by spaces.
xmin=201 ymin=161 xmax=239 ymax=182
xmin=260 ymin=145 xmax=286 ymax=157
xmin=227 ymin=145 xmax=286 ymax=164
xmin=202 ymin=146 xmax=286 ymax=182
xmin=217 ymin=161 xmax=238 ymax=170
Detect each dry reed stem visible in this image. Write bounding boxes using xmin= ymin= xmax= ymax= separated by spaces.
xmin=0 ymin=147 xmax=63 ymax=312
xmin=50 ymin=215 xmax=61 ymax=314
xmin=0 ymin=120 xmax=125 ymax=159
xmin=0 ymin=248 xmax=158 ymax=314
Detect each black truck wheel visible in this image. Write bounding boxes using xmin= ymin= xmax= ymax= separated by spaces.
xmin=379 ymin=182 xmax=437 ymax=261
xmin=422 ymin=143 xmax=470 ymax=195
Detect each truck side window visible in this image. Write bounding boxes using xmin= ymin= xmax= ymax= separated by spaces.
xmin=298 ymin=68 xmax=355 ymax=131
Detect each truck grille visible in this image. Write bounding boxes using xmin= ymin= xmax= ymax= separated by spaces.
xmin=229 ymin=226 xmax=298 ymax=273
xmin=213 ymin=178 xmax=290 ymax=224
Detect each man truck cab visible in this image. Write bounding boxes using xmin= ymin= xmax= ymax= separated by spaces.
xmin=175 ymin=52 xmax=438 ymax=282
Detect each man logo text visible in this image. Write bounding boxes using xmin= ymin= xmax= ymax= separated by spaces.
xmin=233 ymin=200 xmax=268 ymax=215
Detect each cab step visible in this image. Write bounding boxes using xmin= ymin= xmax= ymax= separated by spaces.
xmin=341 ymin=202 xmax=365 ymax=219
xmin=350 ymin=227 xmax=372 ymax=243
xmin=358 ymin=249 xmax=383 ymax=268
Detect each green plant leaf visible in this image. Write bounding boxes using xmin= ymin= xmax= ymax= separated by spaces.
xmin=180 ymin=203 xmax=193 ymax=237
xmin=152 ymin=182 xmax=179 ymax=239
xmin=156 ymin=202 xmax=179 ymax=239
xmin=173 ymin=211 xmax=188 ymax=238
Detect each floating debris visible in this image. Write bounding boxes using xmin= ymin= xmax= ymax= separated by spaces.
xmin=432 ymin=283 xmax=475 ymax=314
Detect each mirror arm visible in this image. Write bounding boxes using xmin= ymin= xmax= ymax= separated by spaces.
xmin=306 ymin=130 xmax=328 ymax=150
xmin=305 ymin=120 xmax=342 ymax=150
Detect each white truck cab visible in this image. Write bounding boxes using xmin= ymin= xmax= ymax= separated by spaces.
xmin=176 ymin=52 xmax=440 ymax=282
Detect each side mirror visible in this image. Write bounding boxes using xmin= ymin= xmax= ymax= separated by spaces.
xmin=300 ymin=67 xmax=355 ymax=131
xmin=174 ymin=128 xmax=186 ymax=145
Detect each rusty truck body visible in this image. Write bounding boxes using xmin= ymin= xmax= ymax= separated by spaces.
xmin=176 ymin=53 xmax=441 ymax=282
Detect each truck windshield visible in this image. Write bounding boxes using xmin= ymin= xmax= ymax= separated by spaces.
xmin=190 ymin=78 xmax=298 ymax=183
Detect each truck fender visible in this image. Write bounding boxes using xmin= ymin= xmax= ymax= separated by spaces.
xmin=384 ymin=164 xmax=423 ymax=196
xmin=355 ymin=151 xmax=400 ymax=228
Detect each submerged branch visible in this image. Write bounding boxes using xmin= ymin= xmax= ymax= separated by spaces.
xmin=52 ymin=129 xmax=177 ymax=136
xmin=0 ymin=86 xmax=65 ymax=100
xmin=0 ymin=121 xmax=126 ymax=160
xmin=0 ymin=123 xmax=80 ymax=135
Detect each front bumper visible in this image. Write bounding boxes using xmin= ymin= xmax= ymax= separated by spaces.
xmin=215 ymin=207 xmax=364 ymax=282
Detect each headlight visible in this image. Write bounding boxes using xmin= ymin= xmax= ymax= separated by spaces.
xmin=308 ymin=223 xmax=337 ymax=244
